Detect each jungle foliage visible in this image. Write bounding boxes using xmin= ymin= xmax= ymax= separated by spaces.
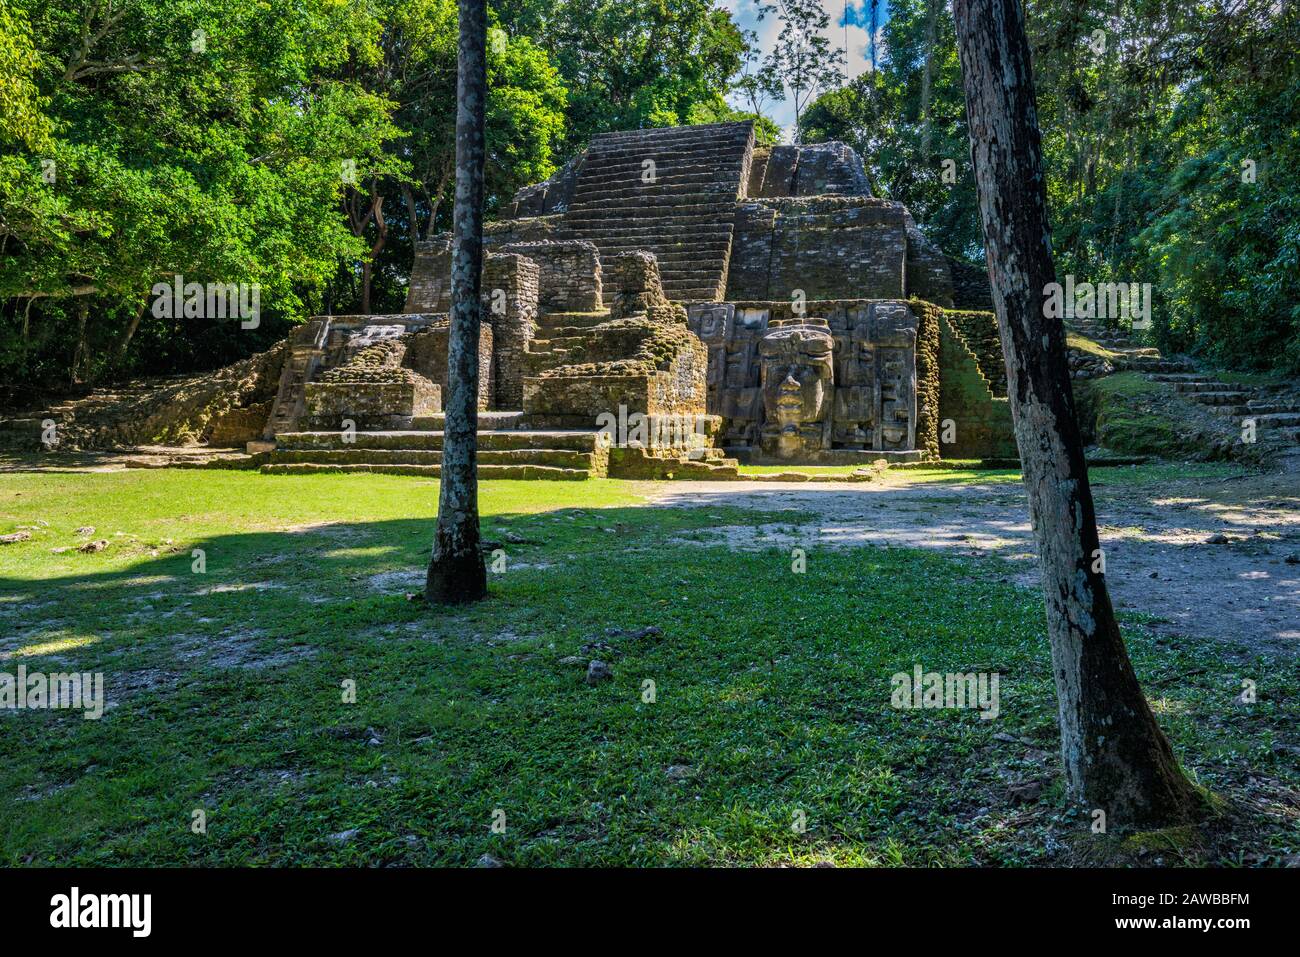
xmin=802 ymin=0 xmax=1300 ymax=372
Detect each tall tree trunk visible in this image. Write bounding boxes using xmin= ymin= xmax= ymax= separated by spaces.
xmin=360 ymin=191 xmax=386 ymax=315
xmin=425 ymin=0 xmax=488 ymax=605
xmin=70 ymin=299 xmax=89 ymax=386
xmin=919 ymin=0 xmax=939 ymax=158
xmin=952 ymin=0 xmax=1201 ymax=829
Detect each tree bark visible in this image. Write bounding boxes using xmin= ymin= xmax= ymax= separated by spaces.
xmin=70 ymin=298 xmax=89 ymax=386
xmin=105 ymin=297 xmax=150 ymax=378
xmin=425 ymin=0 xmax=488 ymax=604
xmin=361 ymin=194 xmax=386 ymax=315
xmin=952 ymin=0 xmax=1201 ymax=829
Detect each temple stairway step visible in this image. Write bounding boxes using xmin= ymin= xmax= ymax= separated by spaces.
xmin=1187 ymin=391 xmax=1253 ymax=406
xmin=266 ymin=447 xmax=597 ymax=469
xmin=569 ymin=184 xmax=741 ymax=205
xmin=1149 ymin=373 xmax=1213 ymax=383
xmin=583 ymin=128 xmax=753 ymax=153
xmin=276 ymin=429 xmax=603 ymax=452
xmin=410 ymin=410 xmax=527 ymax=430
xmin=569 ymin=225 xmax=734 ymax=242
xmin=566 ymin=204 xmax=737 ymax=225
xmin=572 ymin=167 xmax=745 ymax=192
xmin=1247 ymin=412 xmax=1300 ymax=427
xmin=260 ymin=462 xmax=593 ymax=480
xmin=579 ymin=157 xmax=754 ymax=184
xmin=267 ymin=426 xmax=610 ymax=479
xmin=582 ymin=133 xmax=752 ymax=161
xmin=1246 ymin=401 xmax=1300 ymax=414
xmin=534 ymin=310 xmax=611 ymax=330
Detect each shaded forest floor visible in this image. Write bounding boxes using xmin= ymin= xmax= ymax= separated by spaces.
xmin=653 ymin=462 xmax=1300 ymax=652
xmin=0 ymin=467 xmax=1296 ymax=866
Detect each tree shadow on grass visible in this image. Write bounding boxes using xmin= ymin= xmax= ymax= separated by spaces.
xmin=1 ymin=502 xmax=1297 ymax=867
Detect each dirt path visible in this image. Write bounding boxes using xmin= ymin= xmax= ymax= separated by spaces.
xmin=645 ymin=468 xmax=1300 ymax=654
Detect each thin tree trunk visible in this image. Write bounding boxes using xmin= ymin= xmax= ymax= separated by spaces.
xmin=70 ymin=299 xmax=89 ymax=386
xmin=919 ymin=0 xmax=939 ymax=158
xmin=107 ymin=298 xmax=150 ymax=377
xmin=361 ymin=191 xmax=386 ymax=314
xmin=952 ymin=0 xmax=1201 ymax=830
xmin=426 ymin=0 xmax=488 ymax=604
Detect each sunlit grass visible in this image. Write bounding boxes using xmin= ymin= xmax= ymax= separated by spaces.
xmin=0 ymin=468 xmax=1294 ymax=866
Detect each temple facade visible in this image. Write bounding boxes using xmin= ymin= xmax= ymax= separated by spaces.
xmin=254 ymin=121 xmax=1015 ymax=478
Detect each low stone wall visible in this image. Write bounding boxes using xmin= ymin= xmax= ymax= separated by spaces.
xmin=726 ymin=197 xmax=908 ymax=301
xmin=499 ymin=240 xmax=600 ymax=313
xmin=302 ymin=379 xmax=440 ymax=430
xmin=483 ymin=216 xmax=561 ymax=246
xmin=22 ymin=343 xmax=288 ymax=451
xmin=482 ymin=254 xmax=539 ymax=409
xmin=405 ymin=322 xmax=495 ymax=411
xmin=523 ymin=324 xmax=708 ymax=425
xmin=207 ymin=400 xmax=273 ymax=447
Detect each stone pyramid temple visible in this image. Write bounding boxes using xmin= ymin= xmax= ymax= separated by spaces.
xmin=253 ymin=121 xmax=1016 ymax=478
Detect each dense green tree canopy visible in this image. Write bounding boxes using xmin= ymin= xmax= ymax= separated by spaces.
xmin=1 ymin=0 xmax=766 ymax=393
xmin=6 ymin=0 xmax=1294 ymax=392
xmin=1 ymin=0 xmax=402 ymax=386
xmin=493 ymin=0 xmax=750 ymax=148
xmin=801 ymin=0 xmax=1300 ymax=372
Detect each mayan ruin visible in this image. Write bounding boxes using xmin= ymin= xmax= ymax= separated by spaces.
xmin=5 ymin=0 xmax=1299 ymax=890
xmin=181 ymin=121 xmax=1016 ymax=480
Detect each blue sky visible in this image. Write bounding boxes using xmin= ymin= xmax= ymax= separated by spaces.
xmin=720 ymin=0 xmax=892 ymax=138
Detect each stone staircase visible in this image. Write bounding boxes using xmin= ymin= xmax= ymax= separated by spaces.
xmin=0 ymin=377 xmax=189 ymax=450
xmin=1146 ymin=373 xmax=1300 ymax=443
xmin=1068 ymin=317 xmax=1191 ymax=375
xmin=558 ymin=122 xmax=754 ymax=304
xmin=261 ymin=424 xmax=608 ymax=480
xmin=522 ymin=310 xmax=612 ymax=377
xmin=257 ymin=409 xmax=742 ymax=481
xmin=1069 ymin=318 xmax=1300 ymax=450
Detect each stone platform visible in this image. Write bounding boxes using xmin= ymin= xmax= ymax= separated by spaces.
xmin=259 ymin=424 xmax=740 ymax=480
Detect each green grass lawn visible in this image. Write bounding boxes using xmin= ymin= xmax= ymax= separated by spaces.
xmin=1 ymin=470 xmax=1296 ymax=866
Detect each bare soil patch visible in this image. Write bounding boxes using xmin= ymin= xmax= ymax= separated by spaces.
xmin=647 ymin=468 xmax=1300 ymax=653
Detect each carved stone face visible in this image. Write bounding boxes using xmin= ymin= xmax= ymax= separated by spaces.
xmin=759 ymin=323 xmax=834 ymax=458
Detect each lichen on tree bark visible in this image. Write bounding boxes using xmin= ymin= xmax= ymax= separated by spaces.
xmin=952 ymin=0 xmax=1202 ymax=829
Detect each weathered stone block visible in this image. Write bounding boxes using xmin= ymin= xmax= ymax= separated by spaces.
xmin=608 ymin=251 xmax=669 ymax=320
xmin=499 ymin=240 xmax=600 ymax=313
xmin=482 ymin=253 xmax=539 ymax=409
xmin=302 ymin=379 xmax=441 ymax=431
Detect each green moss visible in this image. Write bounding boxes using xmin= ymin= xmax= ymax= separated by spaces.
xmin=910 ymin=299 xmax=943 ymax=460
xmin=1076 ymin=372 xmax=1253 ymax=461
xmin=1088 ymin=370 xmax=1167 ymax=398
xmin=1066 ymin=332 xmax=1124 ymax=361
xmin=540 ymin=316 xmax=698 ymax=379
xmin=947 ymin=310 xmax=1006 ymax=396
